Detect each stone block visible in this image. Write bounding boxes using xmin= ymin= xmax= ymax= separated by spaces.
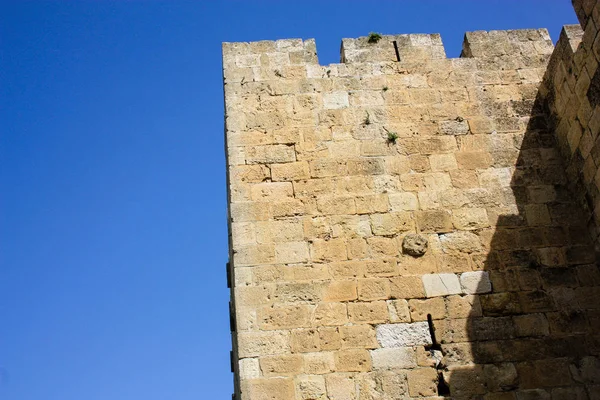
xmin=389 ymin=276 xmax=425 ymax=299
xmin=358 ymin=278 xmax=390 ymax=301
xmin=239 ymin=357 xmax=260 ymax=380
xmin=376 ymin=322 xmax=432 ymax=347
xmin=370 ymin=347 xmax=417 ymax=369
xmin=408 ymin=297 xmax=447 ymax=321
xmin=334 ymin=349 xmax=372 ymax=372
xmin=340 ymin=325 xmax=378 ymax=349
xmin=295 ymin=375 xmax=326 ymax=399
xmin=348 ymin=301 xmax=389 ymax=323
xmin=241 ymin=377 xmax=295 ymax=400
xmin=459 ymin=271 xmax=492 ymax=294
xmin=422 ymin=273 xmax=462 ymax=297
xmin=260 ymin=354 xmax=304 ymax=376
xmin=416 ymin=210 xmax=453 ymax=233
xmin=407 ymin=368 xmax=438 ymax=397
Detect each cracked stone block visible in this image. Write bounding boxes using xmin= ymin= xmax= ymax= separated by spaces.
xmin=376 ymin=322 xmax=432 ymax=347
xmin=460 ymin=271 xmax=492 ymax=294
xmin=422 ymin=273 xmax=461 ymax=297
xmin=402 ymin=234 xmax=428 ymax=257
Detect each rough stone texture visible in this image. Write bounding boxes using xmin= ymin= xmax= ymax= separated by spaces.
xmin=224 ymin=5 xmax=600 ymax=398
xmin=402 ymin=233 xmax=429 ymax=257
xmin=376 ymin=322 xmax=432 ymax=347
xmin=460 ymin=271 xmax=492 ymax=294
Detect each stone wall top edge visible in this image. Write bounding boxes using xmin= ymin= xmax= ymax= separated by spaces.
xmin=222 ymin=27 xmax=554 ymax=67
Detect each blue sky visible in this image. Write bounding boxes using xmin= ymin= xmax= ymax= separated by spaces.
xmin=0 ymin=1 xmax=577 ymax=399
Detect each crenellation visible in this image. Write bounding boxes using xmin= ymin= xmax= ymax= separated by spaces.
xmin=224 ymin=3 xmax=600 ymax=400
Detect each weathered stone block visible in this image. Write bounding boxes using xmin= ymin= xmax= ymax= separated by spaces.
xmin=376 ymin=322 xmax=432 ymax=347
xmin=422 ymin=273 xmax=462 ymax=297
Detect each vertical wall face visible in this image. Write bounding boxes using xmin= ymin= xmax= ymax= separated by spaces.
xmin=224 ymin=17 xmax=600 ymax=400
xmin=541 ymin=0 xmax=600 ymax=254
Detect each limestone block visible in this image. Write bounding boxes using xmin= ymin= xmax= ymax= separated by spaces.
xmin=304 ymin=352 xmax=335 ymax=374
xmin=452 ymin=208 xmax=490 ymax=230
xmin=271 ymin=161 xmax=310 ymax=181
xmin=274 ymin=241 xmax=310 ymax=264
xmin=365 ymin=259 xmax=397 ymax=276
xmin=314 ymin=302 xmax=348 ymax=326
xmin=430 ymin=153 xmax=458 ymax=171
xmin=358 ymin=278 xmax=391 ymax=301
xmin=239 ymin=358 xmax=260 ymax=380
xmin=513 ymin=313 xmax=549 ymax=337
xmin=439 ymin=231 xmax=483 ymax=253
xmin=459 ymin=271 xmax=492 ymax=294
xmin=318 ymin=328 xmax=341 ymax=351
xmin=446 ymin=295 xmax=482 ymax=318
xmin=370 ymin=212 xmax=414 ymax=235
xmin=440 ymin=119 xmax=470 ymax=135
xmin=325 ymin=373 xmax=357 ymax=400
xmin=230 ymin=202 xmax=271 ymax=222
xmin=389 ymin=192 xmax=419 ymax=211
xmin=408 ymin=298 xmax=447 ymax=321
xmin=310 ymin=239 xmax=348 ymax=262
xmin=258 ymin=305 xmax=313 ymax=330
xmin=340 ymin=325 xmax=378 ymax=349
xmin=246 ymin=144 xmax=296 ymax=164
xmin=324 ymin=280 xmax=357 ymax=302
xmin=241 ymin=377 xmax=295 ymax=400
xmin=371 ymin=347 xmax=417 ymax=369
xmin=422 ymin=273 xmax=462 ymax=297
xmin=348 ymin=301 xmax=389 ymax=323
xmin=389 ymin=276 xmax=425 ymax=299
xmin=334 ymin=349 xmax=372 ymax=372
xmin=416 ymin=210 xmax=453 ymax=233
xmin=407 ymin=368 xmax=439 ymax=397
xmin=274 ymin=282 xmax=325 ymax=303
xmin=355 ymin=194 xmax=389 ymax=214
xmin=237 ymin=331 xmax=290 ymax=358
xmin=260 ymin=354 xmax=304 ymax=376
xmin=295 ymin=375 xmax=326 ymax=399
xmin=323 ymin=92 xmax=349 ymax=109
xmin=291 ymin=329 xmax=320 ymax=353
xmin=387 ymin=299 xmax=411 ymax=323
xmin=376 ymin=322 xmax=432 ymax=347
xmin=235 ymin=244 xmax=275 ymax=266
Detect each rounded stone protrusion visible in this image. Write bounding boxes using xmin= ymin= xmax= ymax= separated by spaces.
xmin=402 ymin=234 xmax=428 ymax=257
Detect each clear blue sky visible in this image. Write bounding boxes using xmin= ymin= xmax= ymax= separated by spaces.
xmin=0 ymin=1 xmax=577 ymax=399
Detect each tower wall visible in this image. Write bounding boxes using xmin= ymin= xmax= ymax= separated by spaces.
xmin=223 ymin=3 xmax=600 ymax=398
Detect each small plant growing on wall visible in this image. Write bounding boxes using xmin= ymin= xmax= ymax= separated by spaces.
xmin=368 ymin=32 xmax=382 ymax=43
xmin=363 ymin=112 xmax=371 ymax=126
xmin=384 ymin=127 xmax=398 ymax=144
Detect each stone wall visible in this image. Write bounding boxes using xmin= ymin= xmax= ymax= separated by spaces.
xmin=540 ymin=0 xmax=600 ymax=255
xmin=223 ymin=2 xmax=600 ymax=398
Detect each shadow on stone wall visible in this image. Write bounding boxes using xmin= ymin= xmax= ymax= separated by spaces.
xmin=441 ymin=90 xmax=600 ymax=398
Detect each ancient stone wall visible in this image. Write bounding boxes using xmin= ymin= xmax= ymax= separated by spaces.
xmin=223 ymin=2 xmax=600 ymax=398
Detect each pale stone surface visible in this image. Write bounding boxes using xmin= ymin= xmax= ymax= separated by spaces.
xmin=376 ymin=322 xmax=432 ymax=347
xmin=371 ymin=348 xmax=417 ymax=369
xmin=323 ymin=92 xmax=349 ymax=109
xmin=239 ymin=358 xmax=260 ymax=380
xmin=459 ymin=271 xmax=492 ymax=294
xmin=422 ymin=273 xmax=462 ymax=297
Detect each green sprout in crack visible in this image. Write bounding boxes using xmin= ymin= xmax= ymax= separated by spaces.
xmin=384 ymin=127 xmax=399 ymax=144
xmin=363 ymin=111 xmax=371 ymax=126
xmin=368 ymin=32 xmax=382 ymax=44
